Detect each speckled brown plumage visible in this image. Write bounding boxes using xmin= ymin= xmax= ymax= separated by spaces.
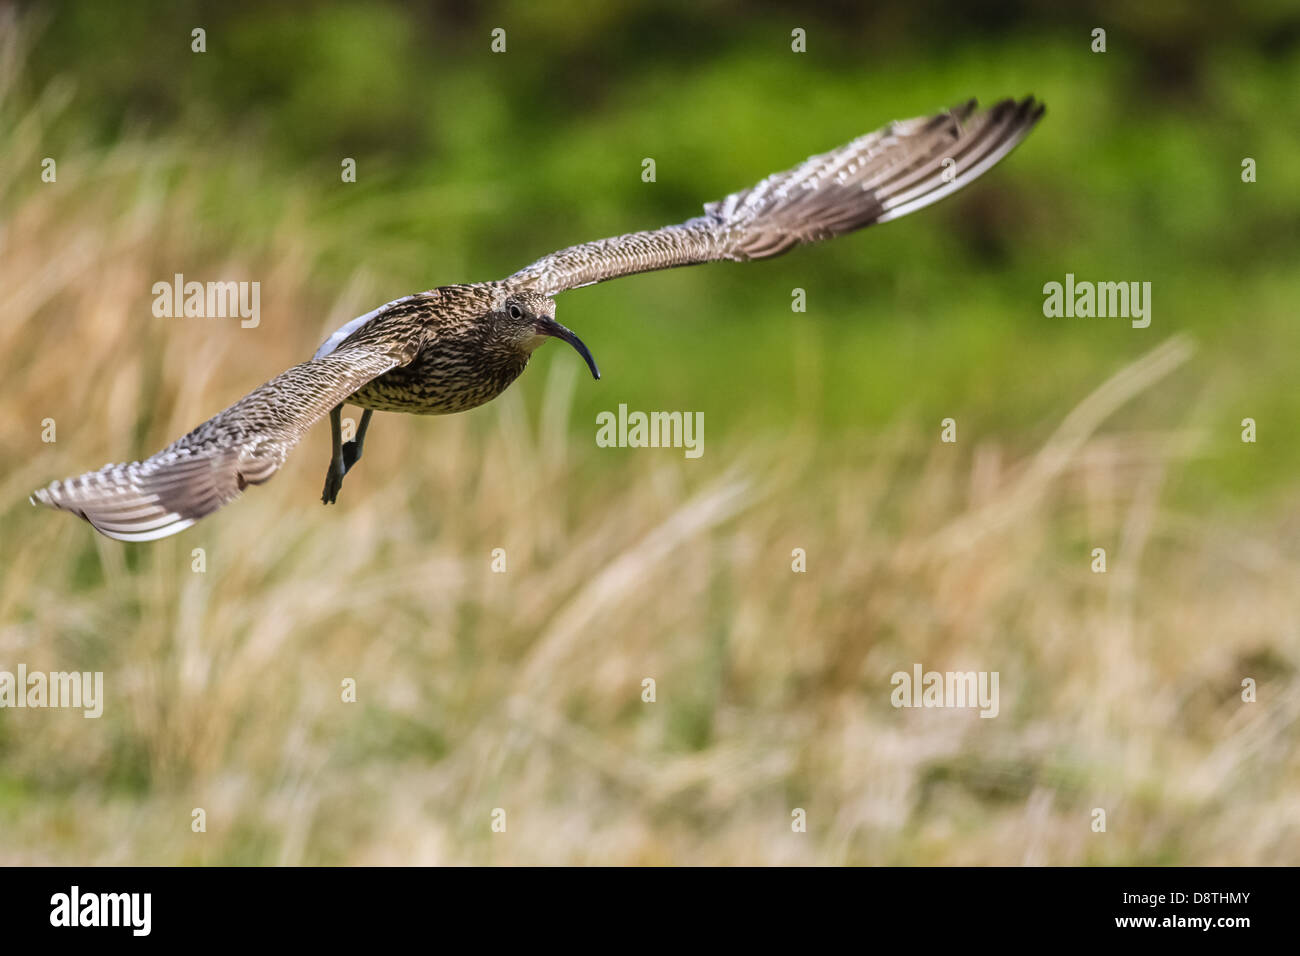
xmin=32 ymin=97 xmax=1044 ymax=540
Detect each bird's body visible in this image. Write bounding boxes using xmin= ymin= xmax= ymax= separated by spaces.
xmin=32 ymin=97 xmax=1044 ymax=541
xmin=330 ymin=284 xmax=529 ymax=416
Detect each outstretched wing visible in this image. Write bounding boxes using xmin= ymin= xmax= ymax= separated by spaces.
xmin=31 ymin=324 xmax=421 ymax=542
xmin=508 ymin=97 xmax=1043 ymax=297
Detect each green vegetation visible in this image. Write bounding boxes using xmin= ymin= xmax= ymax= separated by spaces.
xmin=1 ymin=2 xmax=1297 ymax=864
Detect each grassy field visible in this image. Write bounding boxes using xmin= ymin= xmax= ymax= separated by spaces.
xmin=1 ymin=3 xmax=1298 ymax=864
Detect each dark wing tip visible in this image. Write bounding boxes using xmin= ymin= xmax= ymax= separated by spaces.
xmin=950 ymin=97 xmax=979 ymax=118
xmin=1006 ymin=94 xmax=1046 ymax=125
xmin=978 ymin=95 xmax=1045 ymax=121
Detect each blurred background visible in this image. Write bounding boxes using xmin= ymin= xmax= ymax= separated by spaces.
xmin=1 ymin=0 xmax=1297 ymax=864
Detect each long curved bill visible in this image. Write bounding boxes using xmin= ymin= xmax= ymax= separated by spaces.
xmin=541 ymin=318 xmax=600 ymax=380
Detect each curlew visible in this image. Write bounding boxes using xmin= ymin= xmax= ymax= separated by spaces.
xmin=32 ymin=97 xmax=1044 ymax=541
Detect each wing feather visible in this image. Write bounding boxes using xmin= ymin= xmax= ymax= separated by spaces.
xmin=508 ymin=97 xmax=1043 ymax=296
xmin=31 ymin=321 xmax=422 ymax=541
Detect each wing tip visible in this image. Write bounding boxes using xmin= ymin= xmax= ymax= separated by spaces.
xmin=30 ymin=459 xmax=225 ymax=543
xmin=970 ymin=94 xmax=1045 ymax=124
xmin=1006 ymin=94 xmax=1047 ymax=127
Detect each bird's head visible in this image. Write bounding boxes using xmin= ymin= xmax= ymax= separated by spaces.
xmin=495 ymin=291 xmax=600 ymax=380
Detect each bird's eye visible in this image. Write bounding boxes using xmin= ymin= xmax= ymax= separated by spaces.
xmin=508 ymin=304 xmax=523 ymax=320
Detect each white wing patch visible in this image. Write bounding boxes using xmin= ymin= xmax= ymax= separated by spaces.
xmin=314 ymin=294 xmax=417 ymax=360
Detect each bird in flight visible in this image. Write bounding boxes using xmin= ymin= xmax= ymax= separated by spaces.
xmin=32 ymin=97 xmax=1044 ymax=541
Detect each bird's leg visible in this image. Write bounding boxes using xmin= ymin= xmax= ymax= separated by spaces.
xmin=321 ymin=405 xmax=347 ymax=505
xmin=341 ymin=408 xmax=373 ymax=474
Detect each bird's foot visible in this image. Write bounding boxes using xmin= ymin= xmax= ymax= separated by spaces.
xmin=322 ymin=441 xmax=364 ymax=505
xmin=321 ymin=460 xmax=346 ymax=505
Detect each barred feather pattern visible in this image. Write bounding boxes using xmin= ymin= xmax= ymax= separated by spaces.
xmin=31 ymin=325 xmax=422 ymax=541
xmin=509 ymin=97 xmax=1043 ymax=295
xmin=33 ymin=97 xmax=1043 ymax=541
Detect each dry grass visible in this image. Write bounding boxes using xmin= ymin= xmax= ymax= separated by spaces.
xmin=2 ymin=17 xmax=1298 ymax=865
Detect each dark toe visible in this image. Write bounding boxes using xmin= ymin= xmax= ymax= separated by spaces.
xmin=321 ymin=465 xmax=345 ymax=505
